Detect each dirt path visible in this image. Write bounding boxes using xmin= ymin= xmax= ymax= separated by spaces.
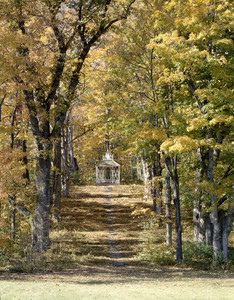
xmin=0 ymin=185 xmax=233 ymax=299
xmin=57 ymin=184 xmax=145 ymax=266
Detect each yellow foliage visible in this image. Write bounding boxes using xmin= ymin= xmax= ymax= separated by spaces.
xmin=161 ymin=136 xmax=198 ymax=154
xmin=187 ymin=118 xmax=208 ymax=131
xmin=209 ymin=115 xmax=234 ymax=126
xmin=131 ymin=205 xmax=155 ymax=218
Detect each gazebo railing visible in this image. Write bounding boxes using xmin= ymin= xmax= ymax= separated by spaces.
xmin=96 ymin=178 xmax=120 ymax=185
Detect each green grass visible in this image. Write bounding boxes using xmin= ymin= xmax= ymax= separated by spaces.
xmin=0 ymin=274 xmax=234 ymax=300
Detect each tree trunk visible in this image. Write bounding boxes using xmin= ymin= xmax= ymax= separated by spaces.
xmin=31 ymin=138 xmax=51 ymax=252
xmin=222 ymin=203 xmax=233 ymax=260
xmin=193 ymin=206 xmax=202 ymax=242
xmin=165 ymin=155 xmax=183 ymax=262
xmin=193 ymin=147 xmax=213 ymax=245
xmin=173 ymin=166 xmax=183 ymax=263
xmin=194 ymin=147 xmax=205 ymax=242
xmin=136 ymin=157 xmax=142 ymax=181
xmin=52 ymin=134 xmax=62 ymax=222
xmin=193 ymin=206 xmax=213 ymax=245
xmin=151 ymin=149 xmax=162 ymax=217
xmin=205 ymin=216 xmax=213 ymax=246
xmin=141 ymin=156 xmax=151 ymax=199
xmin=165 ymin=158 xmax=172 ymax=245
xmin=210 ymin=205 xmax=222 ymax=260
xmin=67 ymin=123 xmax=78 ymax=172
xmin=61 ymin=126 xmax=70 ymax=197
xmin=141 ymin=152 xmax=162 ymax=217
xmin=130 ymin=157 xmax=134 ymax=181
xmin=206 ymin=148 xmax=223 ymax=259
xmin=11 ymin=197 xmax=16 ymax=241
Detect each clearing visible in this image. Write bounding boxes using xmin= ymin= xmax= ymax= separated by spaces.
xmin=0 ymin=185 xmax=233 ymax=300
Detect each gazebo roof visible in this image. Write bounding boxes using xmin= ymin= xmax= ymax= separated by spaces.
xmin=97 ymin=151 xmax=120 ymax=167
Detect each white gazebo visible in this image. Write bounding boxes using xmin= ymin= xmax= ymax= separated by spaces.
xmin=96 ymin=151 xmax=120 ymax=185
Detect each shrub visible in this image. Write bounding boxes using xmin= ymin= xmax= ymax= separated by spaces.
xmin=137 ymin=217 xmax=176 ymax=265
xmin=138 ymin=242 xmax=176 ymax=265
xmin=183 ymin=241 xmax=213 ymax=269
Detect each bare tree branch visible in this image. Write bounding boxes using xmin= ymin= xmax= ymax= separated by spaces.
xmin=0 ymin=94 xmax=6 ymax=122
xmin=8 ymin=195 xmax=32 ymax=227
xmin=72 ymin=127 xmax=93 ymax=142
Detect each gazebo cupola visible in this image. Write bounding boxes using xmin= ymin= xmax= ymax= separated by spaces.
xmin=96 ymin=150 xmax=120 ymax=185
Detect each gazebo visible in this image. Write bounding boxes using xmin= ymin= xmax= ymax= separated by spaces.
xmin=96 ymin=151 xmax=120 ymax=185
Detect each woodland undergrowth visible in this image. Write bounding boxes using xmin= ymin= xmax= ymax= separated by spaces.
xmin=137 ymin=214 xmax=234 ymax=271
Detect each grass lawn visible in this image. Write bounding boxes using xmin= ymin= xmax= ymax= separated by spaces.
xmin=0 ymin=268 xmax=234 ymax=300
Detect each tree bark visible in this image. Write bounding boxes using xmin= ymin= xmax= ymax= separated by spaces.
xmin=67 ymin=121 xmax=77 ymax=172
xmin=24 ymin=89 xmax=52 ymax=252
xmin=172 ymin=159 xmax=183 ymax=263
xmin=222 ymin=203 xmax=233 ymax=260
xmin=210 ymin=205 xmax=222 ymax=260
xmin=194 ymin=147 xmax=205 ymax=242
xmin=151 ymin=148 xmax=162 ymax=217
xmin=141 ymin=156 xmax=151 ymax=199
xmin=31 ymin=137 xmax=51 ymax=252
xmin=193 ymin=147 xmax=214 ymax=245
xmin=165 ymin=158 xmax=172 ymax=245
xmin=165 ymin=155 xmax=183 ymax=262
xmin=52 ymin=133 xmax=62 ymax=222
xmin=11 ymin=197 xmax=16 ymax=241
xmin=136 ymin=157 xmax=142 ymax=181
xmin=61 ymin=125 xmax=70 ymax=197
xmin=206 ymin=148 xmax=223 ymax=259
xmin=141 ymin=151 xmax=162 ymax=217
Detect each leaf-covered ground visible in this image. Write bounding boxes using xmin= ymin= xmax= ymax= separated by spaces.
xmin=0 ymin=185 xmax=233 ymax=299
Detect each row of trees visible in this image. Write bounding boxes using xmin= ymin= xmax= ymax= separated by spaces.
xmin=0 ymin=0 xmax=136 ymax=253
xmin=76 ymin=0 xmax=233 ymax=262
xmin=0 ymin=0 xmax=233 ymax=264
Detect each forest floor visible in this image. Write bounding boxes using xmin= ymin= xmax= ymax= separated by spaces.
xmin=0 ymin=185 xmax=233 ymax=299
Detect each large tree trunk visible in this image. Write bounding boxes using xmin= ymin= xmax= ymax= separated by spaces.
xmin=24 ymin=90 xmax=52 ymax=252
xmin=206 ymin=148 xmax=223 ymax=259
xmin=52 ymin=134 xmax=62 ymax=222
xmin=193 ymin=147 xmax=213 ymax=245
xmin=193 ymin=204 xmax=213 ymax=245
xmin=210 ymin=205 xmax=222 ymax=260
xmin=222 ymin=204 xmax=233 ymax=260
xmin=194 ymin=145 xmax=233 ymax=261
xmin=165 ymin=158 xmax=172 ymax=245
xmin=31 ymin=137 xmax=51 ymax=252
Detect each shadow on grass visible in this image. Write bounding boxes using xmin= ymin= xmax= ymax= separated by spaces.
xmin=0 ymin=263 xmax=233 ymax=284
